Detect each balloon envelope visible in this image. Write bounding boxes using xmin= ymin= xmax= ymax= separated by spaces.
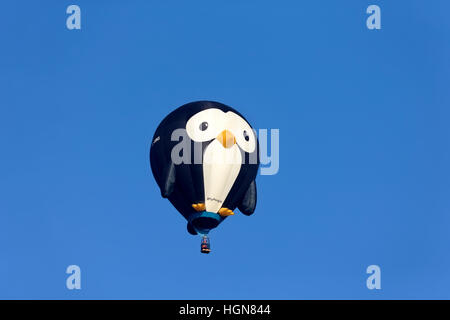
xmin=150 ymin=101 xmax=259 ymax=235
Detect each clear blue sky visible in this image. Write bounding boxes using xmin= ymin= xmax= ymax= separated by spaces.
xmin=1 ymin=1 xmax=449 ymax=299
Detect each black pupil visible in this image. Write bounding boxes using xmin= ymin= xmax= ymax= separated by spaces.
xmin=243 ymin=130 xmax=250 ymax=141
xmin=200 ymin=122 xmax=208 ymax=131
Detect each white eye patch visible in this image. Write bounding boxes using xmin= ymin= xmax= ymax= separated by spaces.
xmin=186 ymin=108 xmax=225 ymax=142
xmin=227 ymin=112 xmax=256 ymax=153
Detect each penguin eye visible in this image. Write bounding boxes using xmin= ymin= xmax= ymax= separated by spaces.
xmin=243 ymin=130 xmax=250 ymax=141
xmin=199 ymin=122 xmax=208 ymax=131
xmin=186 ymin=108 xmax=224 ymax=142
xmin=227 ymin=112 xmax=256 ymax=153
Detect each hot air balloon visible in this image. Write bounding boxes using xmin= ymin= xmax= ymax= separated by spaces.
xmin=150 ymin=101 xmax=259 ymax=253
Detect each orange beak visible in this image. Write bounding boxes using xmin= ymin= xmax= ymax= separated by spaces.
xmin=216 ymin=130 xmax=236 ymax=148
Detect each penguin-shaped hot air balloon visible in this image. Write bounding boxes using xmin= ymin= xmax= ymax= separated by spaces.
xmin=150 ymin=101 xmax=259 ymax=253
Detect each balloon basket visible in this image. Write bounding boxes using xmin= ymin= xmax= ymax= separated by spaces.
xmin=200 ymin=235 xmax=211 ymax=254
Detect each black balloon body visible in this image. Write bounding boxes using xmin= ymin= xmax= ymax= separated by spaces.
xmin=150 ymin=101 xmax=259 ymax=237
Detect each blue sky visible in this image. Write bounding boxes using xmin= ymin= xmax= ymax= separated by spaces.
xmin=0 ymin=1 xmax=449 ymax=299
